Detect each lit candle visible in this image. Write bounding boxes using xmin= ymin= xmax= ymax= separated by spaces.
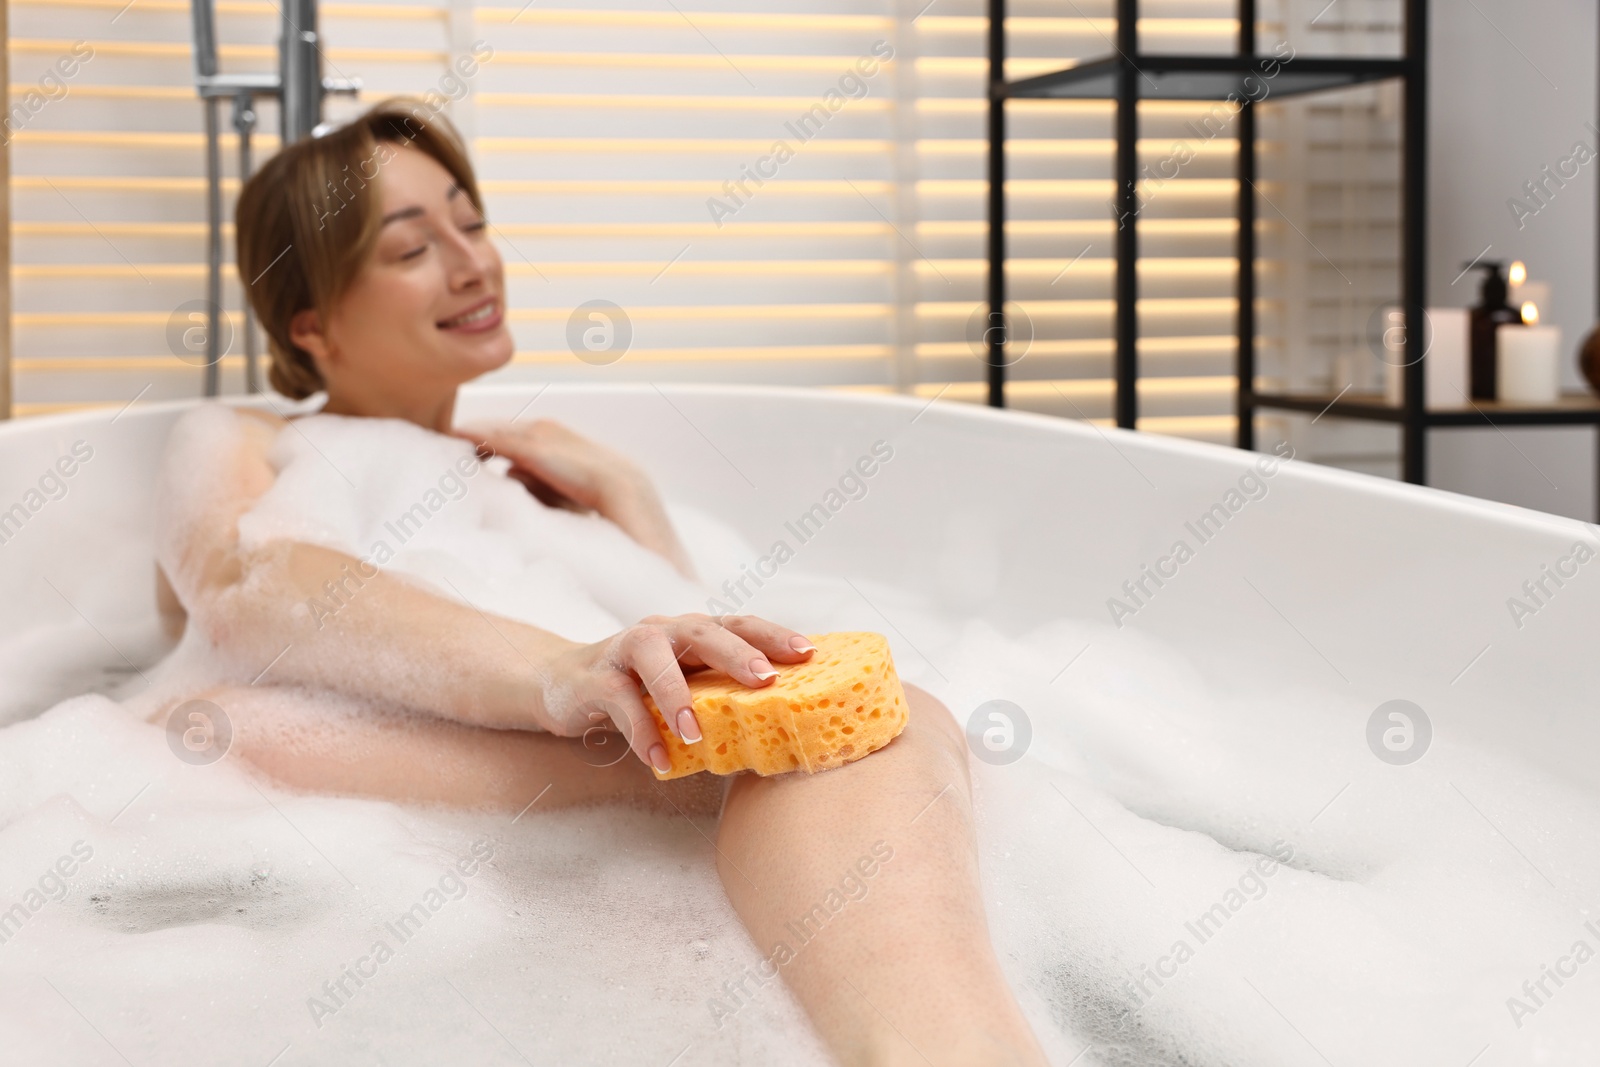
xmin=1508 ymin=260 xmax=1527 ymax=289
xmin=1497 ymin=302 xmax=1562 ymax=404
xmin=1505 ymin=262 xmax=1555 ymax=324
xmin=1512 ymin=280 xmax=1551 ymax=321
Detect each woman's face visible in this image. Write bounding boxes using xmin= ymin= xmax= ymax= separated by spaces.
xmin=292 ymin=140 xmax=513 ymax=412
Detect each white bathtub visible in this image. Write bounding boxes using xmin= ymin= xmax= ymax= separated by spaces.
xmin=4 ymin=383 xmax=1595 ymax=788
xmin=1 ymin=383 xmax=1596 ymax=1065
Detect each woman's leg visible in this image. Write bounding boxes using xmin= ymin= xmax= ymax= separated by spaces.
xmin=182 ymin=684 xmax=724 ymax=816
xmin=714 ymin=684 xmax=1049 ymax=1067
xmin=184 ymin=683 xmax=1044 ymax=1063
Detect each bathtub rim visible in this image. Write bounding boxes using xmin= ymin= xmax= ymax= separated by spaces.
xmin=1 ymin=381 xmax=1588 ymax=543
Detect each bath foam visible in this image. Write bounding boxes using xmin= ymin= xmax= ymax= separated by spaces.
xmin=230 ymin=409 xmax=708 ymax=645
xmin=7 ymin=408 xmax=1600 ymax=1064
xmin=642 ymin=631 xmax=909 ymax=779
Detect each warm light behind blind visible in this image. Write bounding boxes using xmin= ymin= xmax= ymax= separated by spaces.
xmin=7 ymin=0 xmax=1398 ymax=453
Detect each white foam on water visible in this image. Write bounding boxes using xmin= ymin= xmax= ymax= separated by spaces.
xmin=234 ymin=412 xmax=707 ymax=643
xmin=0 ymin=407 xmax=1596 ymax=1066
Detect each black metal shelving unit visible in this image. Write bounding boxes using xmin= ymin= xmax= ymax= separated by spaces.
xmin=985 ymin=0 xmax=1591 ymax=490
xmin=988 ymin=0 xmax=1600 ymax=513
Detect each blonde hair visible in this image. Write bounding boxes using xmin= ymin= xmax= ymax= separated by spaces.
xmin=234 ymin=98 xmax=484 ymax=399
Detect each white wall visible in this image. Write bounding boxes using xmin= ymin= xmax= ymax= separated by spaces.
xmin=1427 ymin=0 xmax=1598 ymax=521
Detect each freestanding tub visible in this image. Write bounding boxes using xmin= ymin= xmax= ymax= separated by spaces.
xmin=0 ymin=383 xmax=1595 ymax=1065
xmin=5 ymin=383 xmax=1595 ymax=786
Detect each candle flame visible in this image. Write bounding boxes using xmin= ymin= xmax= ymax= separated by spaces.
xmin=1521 ymin=301 xmax=1539 ymax=325
xmin=1509 ymin=261 xmax=1528 ymax=286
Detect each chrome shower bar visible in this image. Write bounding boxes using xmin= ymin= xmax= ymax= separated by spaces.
xmin=188 ymin=0 xmax=359 ymax=396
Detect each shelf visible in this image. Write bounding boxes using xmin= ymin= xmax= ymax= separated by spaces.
xmin=984 ymin=1 xmax=1445 ymax=495
xmin=1005 ymin=54 xmax=1410 ymax=101
xmin=1252 ymin=390 xmax=1600 ymax=427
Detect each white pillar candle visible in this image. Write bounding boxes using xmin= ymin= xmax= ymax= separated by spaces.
xmin=1497 ymin=322 xmax=1562 ymax=403
xmin=1425 ymin=307 xmax=1470 ymax=408
xmin=1377 ymin=307 xmax=1470 ymax=407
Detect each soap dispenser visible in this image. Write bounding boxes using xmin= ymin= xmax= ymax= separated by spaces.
xmin=1466 ymin=261 xmax=1520 ymax=399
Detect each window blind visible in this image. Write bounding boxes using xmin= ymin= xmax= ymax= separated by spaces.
xmin=7 ymin=0 xmax=1399 ymax=454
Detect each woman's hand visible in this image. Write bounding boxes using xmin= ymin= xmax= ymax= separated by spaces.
xmin=540 ymin=613 xmax=817 ymax=773
xmin=453 ymin=418 xmax=640 ymax=513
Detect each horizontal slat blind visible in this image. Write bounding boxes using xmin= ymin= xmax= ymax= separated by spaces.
xmin=1260 ymin=0 xmax=1405 ymax=474
xmin=9 ymin=0 xmax=455 ymax=414
xmin=8 ymin=0 xmax=1398 ymax=447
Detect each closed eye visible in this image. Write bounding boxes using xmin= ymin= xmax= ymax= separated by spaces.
xmin=399 ymin=244 xmax=427 ymax=260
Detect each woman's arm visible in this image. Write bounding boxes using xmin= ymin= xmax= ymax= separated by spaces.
xmin=156 ymin=406 xmax=807 ymax=767
xmin=589 ymin=466 xmax=696 ymax=579
xmin=159 ymin=406 xmax=594 ymax=730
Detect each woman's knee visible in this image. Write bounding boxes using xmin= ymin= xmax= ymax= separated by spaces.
xmin=903 ymin=684 xmax=970 ymax=772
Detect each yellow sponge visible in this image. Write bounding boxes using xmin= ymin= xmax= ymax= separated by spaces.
xmin=643 ymin=631 xmax=910 ymax=779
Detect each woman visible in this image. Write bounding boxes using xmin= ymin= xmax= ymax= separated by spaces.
xmin=154 ymin=98 xmax=1050 ymax=1066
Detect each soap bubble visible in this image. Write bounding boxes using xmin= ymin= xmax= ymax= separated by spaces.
xmin=1366 ymin=699 xmax=1431 ymax=765
xmin=165 ymin=698 xmax=233 ymax=765
xmin=965 ymin=699 xmax=1031 ymax=766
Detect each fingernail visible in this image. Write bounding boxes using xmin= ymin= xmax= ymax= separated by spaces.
xmin=649 ymin=744 xmax=671 ymax=773
xmin=677 ymin=708 xmax=702 ymax=743
xmin=749 ymin=658 xmax=778 ymax=681
xmin=789 ymin=637 xmax=816 ymax=653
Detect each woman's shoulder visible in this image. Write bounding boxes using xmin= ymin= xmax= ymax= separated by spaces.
xmin=153 ymin=404 xmax=288 ymax=574
xmin=234 ymin=406 xmax=292 ymax=451
xmin=160 ymin=403 xmax=293 ymax=498
xmin=167 ymin=402 xmax=287 ymax=448
xmin=168 ymin=400 xmax=287 ymax=428
xmin=235 ymin=406 xmax=290 ymax=430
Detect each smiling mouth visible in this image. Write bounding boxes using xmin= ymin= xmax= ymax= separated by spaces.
xmin=437 ymin=299 xmax=499 ymax=330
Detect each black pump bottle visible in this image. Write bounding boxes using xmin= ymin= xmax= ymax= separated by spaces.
xmin=1466 ymin=261 xmax=1520 ymax=400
